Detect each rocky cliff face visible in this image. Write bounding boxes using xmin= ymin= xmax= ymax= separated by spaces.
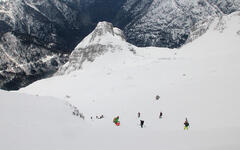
xmin=57 ymin=21 xmax=135 ymax=75
xmin=0 ymin=0 xmax=127 ymax=90
xmin=117 ymin=0 xmax=240 ymax=48
xmin=0 ymin=32 xmax=65 ymax=90
xmin=0 ymin=0 xmax=71 ymax=90
xmin=0 ymin=0 xmax=240 ymax=90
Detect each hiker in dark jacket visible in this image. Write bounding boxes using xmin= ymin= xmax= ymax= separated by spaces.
xmin=140 ymin=120 xmax=144 ymax=128
xmin=184 ymin=118 xmax=190 ymax=130
xmin=159 ymin=112 xmax=163 ymax=119
xmin=138 ymin=112 xmax=141 ymax=118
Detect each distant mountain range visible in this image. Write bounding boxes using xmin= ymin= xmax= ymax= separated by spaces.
xmin=0 ymin=0 xmax=240 ymax=90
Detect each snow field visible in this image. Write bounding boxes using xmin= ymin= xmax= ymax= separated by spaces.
xmin=2 ymin=12 xmax=240 ymax=150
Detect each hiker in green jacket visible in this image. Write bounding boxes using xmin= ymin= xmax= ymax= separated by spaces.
xmin=113 ymin=116 xmax=119 ymax=124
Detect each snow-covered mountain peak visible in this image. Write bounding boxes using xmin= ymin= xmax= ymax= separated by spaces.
xmin=94 ymin=21 xmax=125 ymax=38
xmin=94 ymin=21 xmax=115 ymax=36
xmin=57 ymin=21 xmax=134 ymax=75
xmin=75 ymin=21 xmax=126 ymax=49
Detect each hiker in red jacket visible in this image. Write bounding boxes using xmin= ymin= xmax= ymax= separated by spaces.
xmin=113 ymin=116 xmax=120 ymax=126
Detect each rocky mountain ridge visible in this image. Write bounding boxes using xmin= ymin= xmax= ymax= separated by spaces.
xmin=118 ymin=0 xmax=240 ymax=47
xmin=0 ymin=0 xmax=240 ymax=90
xmin=57 ymin=21 xmax=136 ymax=75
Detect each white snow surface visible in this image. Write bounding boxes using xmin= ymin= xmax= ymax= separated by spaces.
xmin=1 ymin=12 xmax=240 ymax=150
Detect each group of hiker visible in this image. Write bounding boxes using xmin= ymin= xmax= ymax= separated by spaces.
xmin=72 ymin=108 xmax=85 ymax=120
xmin=113 ymin=112 xmax=190 ymax=130
xmin=112 ymin=95 xmax=190 ymax=130
xmin=71 ymin=94 xmax=190 ymax=130
xmin=138 ymin=111 xmax=162 ymax=128
xmin=113 ymin=115 xmax=144 ymax=128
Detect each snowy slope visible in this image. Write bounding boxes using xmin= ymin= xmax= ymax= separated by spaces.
xmin=14 ymin=12 xmax=240 ymax=150
xmin=0 ymin=90 xmax=87 ymax=150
